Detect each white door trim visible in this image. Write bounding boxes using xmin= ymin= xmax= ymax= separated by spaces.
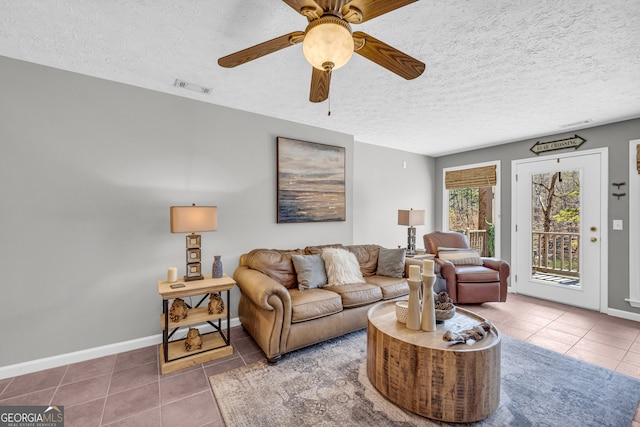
xmin=441 ymin=160 xmax=501 ymax=258
xmin=627 ymin=140 xmax=640 ymax=308
xmin=511 ymin=147 xmax=608 ymax=312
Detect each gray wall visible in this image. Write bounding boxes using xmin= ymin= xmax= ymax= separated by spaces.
xmin=0 ymin=56 xmax=434 ymax=367
xmin=353 ymin=142 xmax=435 ymax=248
xmin=434 ymin=119 xmax=640 ymax=315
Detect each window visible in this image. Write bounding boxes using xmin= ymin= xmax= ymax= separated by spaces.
xmin=443 ymin=162 xmax=500 ymax=257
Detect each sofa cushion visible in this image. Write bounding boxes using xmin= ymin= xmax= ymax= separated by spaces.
xmin=291 ymin=254 xmax=328 ymax=290
xmin=322 ymin=283 xmax=382 ymax=308
xmin=365 ymin=275 xmax=410 ymax=300
xmin=438 ymin=247 xmax=483 ymax=265
xmin=376 ymin=247 xmax=406 ymax=278
xmin=245 ymin=248 xmax=304 ymax=289
xmin=321 ymin=248 xmax=366 ymax=286
xmin=455 ymin=265 xmax=500 ymax=282
xmin=345 ymin=244 xmax=380 ymax=276
xmin=289 ymin=288 xmax=343 ymax=323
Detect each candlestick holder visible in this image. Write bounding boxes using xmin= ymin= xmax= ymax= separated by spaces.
xmin=421 ymin=274 xmax=436 ymax=332
xmin=406 ymin=278 xmax=422 ymax=330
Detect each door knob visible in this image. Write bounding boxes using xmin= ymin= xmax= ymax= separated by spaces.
xmin=591 ymin=237 xmax=597 ymax=242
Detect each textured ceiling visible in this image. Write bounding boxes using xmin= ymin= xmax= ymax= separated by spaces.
xmin=1 ymin=0 xmax=639 ymax=156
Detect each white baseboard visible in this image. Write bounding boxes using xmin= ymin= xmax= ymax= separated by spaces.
xmin=0 ymin=317 xmax=241 ymax=380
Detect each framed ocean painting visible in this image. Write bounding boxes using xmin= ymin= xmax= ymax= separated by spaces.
xmin=277 ymin=137 xmax=346 ymax=223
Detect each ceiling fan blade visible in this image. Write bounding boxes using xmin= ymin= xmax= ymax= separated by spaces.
xmin=353 ymin=31 xmax=425 ymax=80
xmin=218 ymin=31 xmax=305 ymax=68
xmin=342 ymin=0 xmax=417 ymax=23
xmin=310 ymin=67 xmax=331 ymax=103
xmin=282 ymin=0 xmax=323 ymax=19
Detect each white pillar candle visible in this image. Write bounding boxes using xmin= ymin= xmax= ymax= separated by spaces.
xmin=168 ymin=267 xmax=178 ymax=283
xmin=423 ymin=259 xmax=434 ymax=275
xmin=409 ymin=264 xmax=421 ymax=280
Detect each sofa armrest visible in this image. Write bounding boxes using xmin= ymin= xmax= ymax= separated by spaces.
xmin=481 ymin=257 xmax=509 ymax=273
xmin=404 ymin=257 xmax=423 ymax=277
xmin=233 ymin=265 xmax=293 ymax=361
xmin=233 ymin=265 xmax=292 ymax=311
xmin=434 ymin=258 xmax=458 ymax=301
xmin=482 ymin=257 xmax=510 ymax=302
xmin=404 ymin=255 xmax=436 ymax=277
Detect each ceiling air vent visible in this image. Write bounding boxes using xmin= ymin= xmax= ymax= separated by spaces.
xmin=174 ymin=79 xmax=212 ymax=95
xmin=559 ymin=119 xmax=593 ymax=128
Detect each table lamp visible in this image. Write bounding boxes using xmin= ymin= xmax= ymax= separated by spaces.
xmin=170 ymin=204 xmax=218 ymax=281
xmin=398 ymin=208 xmax=425 ymax=256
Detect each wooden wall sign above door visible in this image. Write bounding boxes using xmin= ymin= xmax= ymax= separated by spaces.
xmin=530 ymin=135 xmax=586 ymax=155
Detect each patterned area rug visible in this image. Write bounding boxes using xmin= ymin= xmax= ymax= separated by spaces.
xmin=209 ymin=329 xmax=640 ymax=426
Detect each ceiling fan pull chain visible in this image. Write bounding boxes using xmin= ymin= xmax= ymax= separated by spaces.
xmin=328 ymin=93 xmax=331 ymax=116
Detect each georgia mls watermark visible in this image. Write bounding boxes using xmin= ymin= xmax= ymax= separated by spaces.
xmin=0 ymin=406 xmax=64 ymax=427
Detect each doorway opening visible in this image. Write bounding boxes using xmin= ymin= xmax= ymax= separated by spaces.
xmin=443 ymin=162 xmax=501 ymax=258
xmin=512 ymin=149 xmax=607 ymax=311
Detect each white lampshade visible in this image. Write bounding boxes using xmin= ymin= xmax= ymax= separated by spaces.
xmin=398 ymin=209 xmax=425 ymax=227
xmin=302 ymin=16 xmax=354 ymax=71
xmin=170 ymin=205 xmax=218 ymax=233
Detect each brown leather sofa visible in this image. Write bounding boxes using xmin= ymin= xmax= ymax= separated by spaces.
xmin=423 ymin=231 xmax=510 ymax=304
xmin=233 ymin=244 xmax=419 ymax=363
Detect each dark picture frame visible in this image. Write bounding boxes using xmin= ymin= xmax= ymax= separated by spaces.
xmin=277 ymin=137 xmax=346 ymax=223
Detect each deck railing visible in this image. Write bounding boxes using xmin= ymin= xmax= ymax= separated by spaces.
xmin=464 ymin=229 xmax=490 ymax=257
xmin=531 ymin=231 xmax=580 ymax=277
xmin=457 ymin=229 xmax=580 ymax=278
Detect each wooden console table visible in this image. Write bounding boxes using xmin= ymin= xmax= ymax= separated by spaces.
xmin=367 ymin=301 xmax=501 ymax=423
xmin=158 ymin=274 xmax=235 ymax=374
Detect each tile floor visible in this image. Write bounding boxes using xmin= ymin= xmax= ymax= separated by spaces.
xmin=0 ymin=293 xmax=639 ymax=426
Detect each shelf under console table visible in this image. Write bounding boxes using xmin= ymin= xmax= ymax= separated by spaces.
xmin=157 ymin=274 xmax=235 ymax=375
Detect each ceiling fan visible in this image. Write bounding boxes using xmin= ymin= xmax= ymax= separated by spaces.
xmin=218 ymin=0 xmax=426 ymax=103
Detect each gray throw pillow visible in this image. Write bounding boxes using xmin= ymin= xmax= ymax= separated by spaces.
xmin=376 ymin=247 xmax=406 ymax=278
xmin=292 ymin=254 xmax=328 ymax=290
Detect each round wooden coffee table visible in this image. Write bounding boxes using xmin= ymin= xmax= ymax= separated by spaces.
xmin=366 ymin=301 xmax=501 ymax=423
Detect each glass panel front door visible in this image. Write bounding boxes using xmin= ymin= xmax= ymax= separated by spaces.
xmin=530 ymin=170 xmax=581 ymax=287
xmin=513 ymin=151 xmax=604 ymax=311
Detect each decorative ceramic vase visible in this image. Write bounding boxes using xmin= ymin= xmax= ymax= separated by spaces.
xmin=421 ymin=274 xmax=437 ymax=332
xmin=212 ymin=255 xmax=223 ymax=278
xmin=406 ymin=278 xmax=422 ymax=330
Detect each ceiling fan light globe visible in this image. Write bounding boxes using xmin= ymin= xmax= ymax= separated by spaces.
xmin=303 ymin=17 xmax=353 ymax=71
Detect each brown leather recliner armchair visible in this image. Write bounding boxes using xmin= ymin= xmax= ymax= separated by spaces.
xmin=423 ymin=231 xmax=509 ymax=304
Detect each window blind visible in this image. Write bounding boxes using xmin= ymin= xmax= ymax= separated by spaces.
xmin=445 ymin=165 xmax=497 ymax=189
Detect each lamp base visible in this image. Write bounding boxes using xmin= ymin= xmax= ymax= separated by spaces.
xmin=184 ymin=233 xmax=204 ymax=281
xmin=184 ymin=261 xmax=204 ymax=281
xmin=407 ymin=226 xmax=417 ymax=256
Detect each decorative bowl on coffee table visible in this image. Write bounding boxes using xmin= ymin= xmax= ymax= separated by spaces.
xmin=395 ymin=301 xmax=408 ymax=323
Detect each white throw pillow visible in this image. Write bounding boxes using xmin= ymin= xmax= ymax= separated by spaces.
xmin=321 ymin=248 xmax=366 ymax=286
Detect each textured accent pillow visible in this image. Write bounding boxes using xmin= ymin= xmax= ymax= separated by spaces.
xmin=321 ymin=248 xmax=366 ymax=286
xmin=346 ymin=245 xmax=381 ymax=277
xmin=376 ymin=247 xmax=406 ymax=278
xmin=438 ymin=247 xmax=483 ymax=265
xmin=291 ymin=254 xmax=328 ymax=290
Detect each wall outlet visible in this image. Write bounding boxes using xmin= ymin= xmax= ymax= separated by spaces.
xmin=613 ymin=219 xmax=623 ymax=230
